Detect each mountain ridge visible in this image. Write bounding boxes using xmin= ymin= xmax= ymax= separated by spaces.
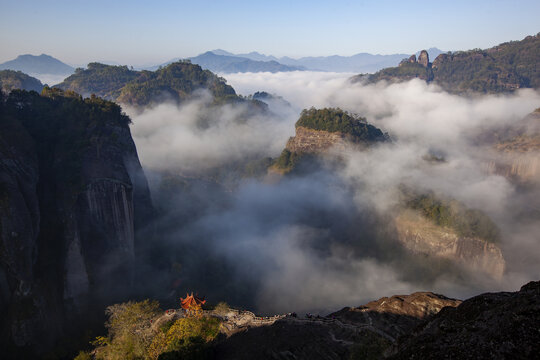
xmin=356 ymin=33 xmax=540 ymax=93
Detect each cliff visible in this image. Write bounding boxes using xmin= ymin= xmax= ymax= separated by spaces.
xmin=394 ymin=210 xmax=505 ymax=278
xmin=285 ymin=126 xmax=352 ymax=154
xmin=0 ymin=89 xmax=153 ymax=356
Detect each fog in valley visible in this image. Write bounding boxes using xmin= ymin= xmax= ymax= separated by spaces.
xmin=127 ymin=72 xmax=540 ymax=314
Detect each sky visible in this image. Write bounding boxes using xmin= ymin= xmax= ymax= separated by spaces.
xmin=0 ymin=0 xmax=539 ymax=66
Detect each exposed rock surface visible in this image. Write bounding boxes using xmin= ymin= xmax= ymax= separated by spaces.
xmin=0 ymin=89 xmax=153 ymax=356
xmin=285 ymin=126 xmax=351 ymax=154
xmin=389 ymin=281 xmax=540 ymax=359
xmin=330 ymin=292 xmax=461 ymax=341
xmin=394 ymin=210 xmax=505 ymax=278
xmin=417 ymin=50 xmax=429 ymax=67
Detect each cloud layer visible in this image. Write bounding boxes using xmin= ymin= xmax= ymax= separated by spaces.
xmin=129 ymin=72 xmax=540 ymax=314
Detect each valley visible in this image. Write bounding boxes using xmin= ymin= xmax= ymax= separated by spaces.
xmin=0 ymin=12 xmax=539 ymax=358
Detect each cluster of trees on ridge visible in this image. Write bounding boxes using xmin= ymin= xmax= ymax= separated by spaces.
xmin=296 ymin=107 xmax=389 ymax=142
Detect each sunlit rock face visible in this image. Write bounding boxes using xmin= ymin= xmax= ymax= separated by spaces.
xmin=394 ymin=210 xmax=505 ymax=279
xmin=285 ymin=126 xmax=350 ymax=154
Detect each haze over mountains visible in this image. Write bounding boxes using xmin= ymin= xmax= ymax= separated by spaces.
xmin=150 ymin=48 xmax=444 ymax=74
xmin=0 ymin=54 xmax=74 ymax=85
xmin=1 ymin=29 xmax=539 ymax=359
xmin=208 ymin=48 xmax=444 ymax=73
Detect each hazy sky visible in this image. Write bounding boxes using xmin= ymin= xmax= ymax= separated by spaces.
xmin=1 ymin=0 xmax=538 ymax=66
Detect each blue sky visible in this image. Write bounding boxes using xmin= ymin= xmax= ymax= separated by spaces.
xmin=1 ymin=0 xmax=538 ymax=66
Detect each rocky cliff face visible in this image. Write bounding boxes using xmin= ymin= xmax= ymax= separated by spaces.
xmin=0 ymin=89 xmax=153 ymax=356
xmin=417 ymin=50 xmax=429 ymax=67
xmin=394 ymin=210 xmax=505 ymax=278
xmin=285 ymin=126 xmax=351 ymax=154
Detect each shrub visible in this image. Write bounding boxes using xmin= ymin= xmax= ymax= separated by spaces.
xmin=148 ymin=317 xmax=221 ymax=360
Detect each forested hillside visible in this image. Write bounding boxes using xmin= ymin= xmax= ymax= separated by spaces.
xmin=57 ymin=61 xmax=241 ymax=107
xmin=359 ymin=33 xmax=540 ymax=93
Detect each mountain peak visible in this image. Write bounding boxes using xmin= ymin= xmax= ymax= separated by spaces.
xmin=0 ymin=54 xmax=74 ymax=75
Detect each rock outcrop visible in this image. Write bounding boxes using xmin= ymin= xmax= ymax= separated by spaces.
xmin=394 ymin=210 xmax=505 ymax=278
xmin=389 ymin=281 xmax=540 ymax=359
xmin=285 ymin=126 xmax=351 ymax=154
xmin=417 ymin=50 xmax=429 ymax=67
xmin=273 ymin=108 xmax=388 ymax=173
xmin=0 ymin=89 xmax=153 ymax=356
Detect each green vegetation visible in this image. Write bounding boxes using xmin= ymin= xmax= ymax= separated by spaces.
xmin=403 ymin=190 xmax=500 ymax=243
xmin=296 ymin=107 xmax=388 ymax=142
xmin=148 ymin=317 xmax=220 ymax=360
xmin=0 ymin=70 xmax=43 ymax=93
xmin=274 ymin=149 xmax=303 ymax=173
xmin=57 ymin=63 xmax=139 ymax=100
xmin=84 ymin=299 xmax=220 ymax=360
xmin=366 ymin=33 xmax=540 ymax=93
xmin=57 ymin=61 xmax=241 ymax=107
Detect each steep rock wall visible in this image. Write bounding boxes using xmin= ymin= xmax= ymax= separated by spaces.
xmin=285 ymin=126 xmax=349 ymax=154
xmin=394 ymin=210 xmax=505 ymax=278
xmin=0 ymin=90 xmax=154 ymax=356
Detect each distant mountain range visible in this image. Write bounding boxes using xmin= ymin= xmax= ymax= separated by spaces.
xmin=0 ymin=49 xmax=445 ymax=79
xmin=149 ymin=48 xmax=444 ymax=74
xmin=208 ymin=48 xmax=444 ymax=73
xmin=0 ymin=54 xmax=74 ymax=75
xmin=188 ymin=52 xmax=304 ymax=73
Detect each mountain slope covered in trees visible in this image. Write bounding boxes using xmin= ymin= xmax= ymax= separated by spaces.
xmin=56 ymin=61 xmax=245 ymax=107
xmin=356 ymin=33 xmax=540 ymax=93
xmin=0 ymin=70 xmax=43 ymax=93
